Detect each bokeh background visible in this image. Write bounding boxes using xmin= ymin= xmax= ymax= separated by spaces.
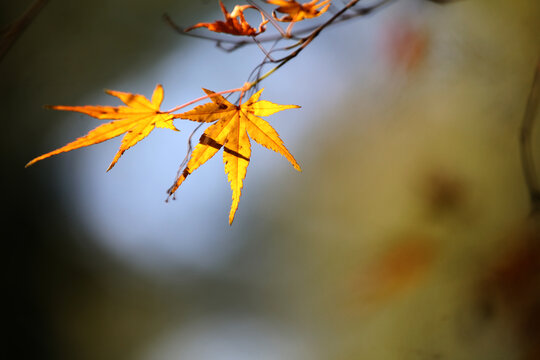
xmin=3 ymin=0 xmax=539 ymax=359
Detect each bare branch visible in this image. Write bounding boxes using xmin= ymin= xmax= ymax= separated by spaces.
xmin=249 ymin=0 xmax=397 ymax=88
xmin=0 ymin=0 xmax=49 ymax=63
xmin=165 ymin=0 xmax=396 ymax=53
xmin=520 ymin=59 xmax=540 ymax=214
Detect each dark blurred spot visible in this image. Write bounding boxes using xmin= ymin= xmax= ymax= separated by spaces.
xmin=474 ymin=219 xmax=540 ymax=357
xmin=126 ymin=94 xmax=136 ymax=104
xmin=421 ymin=171 xmax=466 ymax=216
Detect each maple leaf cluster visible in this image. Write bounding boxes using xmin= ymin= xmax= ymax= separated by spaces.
xmin=27 ymin=85 xmax=301 ymax=224
xmin=29 ymin=0 xmax=432 ymax=225
xmin=26 ymin=0 xmax=340 ymax=224
xmin=185 ymin=0 xmax=331 ymax=37
xmin=26 ymin=0 xmax=456 ymax=223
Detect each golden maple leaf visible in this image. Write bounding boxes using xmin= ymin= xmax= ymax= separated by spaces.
xmin=266 ymin=0 xmax=331 ymax=22
xmin=185 ymin=0 xmax=268 ymax=36
xmin=168 ymin=88 xmax=301 ymax=224
xmin=26 ymin=84 xmax=178 ymax=170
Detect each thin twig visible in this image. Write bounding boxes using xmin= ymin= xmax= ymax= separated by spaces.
xmin=249 ymin=0 xmax=396 ymax=88
xmin=165 ymin=0 xmax=394 ymax=52
xmin=247 ymin=0 xmax=290 ymax=39
xmin=167 ymin=90 xmax=240 ymax=199
xmin=166 ymin=122 xmax=204 ymax=200
xmin=252 ymin=35 xmax=278 ymax=62
xmin=520 ymin=59 xmax=540 ymax=214
xmin=166 ymin=86 xmax=245 ymax=114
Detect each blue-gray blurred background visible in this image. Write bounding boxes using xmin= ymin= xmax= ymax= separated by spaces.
xmin=3 ymin=0 xmax=539 ymax=359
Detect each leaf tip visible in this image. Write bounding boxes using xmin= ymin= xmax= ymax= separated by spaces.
xmin=25 ymin=154 xmax=47 ymax=168
xmin=229 ymin=199 xmax=240 ymax=225
xmin=45 ymin=104 xmax=72 ymax=111
xmin=106 ymin=158 xmax=119 ymax=172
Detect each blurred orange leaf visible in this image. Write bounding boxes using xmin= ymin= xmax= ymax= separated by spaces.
xmin=355 ymin=235 xmax=437 ymax=304
xmin=382 ymin=19 xmax=429 ymax=71
xmin=185 ymin=0 xmax=268 ymax=36
xmin=26 ymin=84 xmax=178 ymax=171
xmin=266 ymin=0 xmax=331 ymax=22
xmin=169 ymin=88 xmax=301 ymax=224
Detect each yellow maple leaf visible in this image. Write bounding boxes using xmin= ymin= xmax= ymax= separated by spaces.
xmin=26 ymin=84 xmax=178 ymax=170
xmin=266 ymin=0 xmax=331 ymax=22
xmin=169 ymin=88 xmax=301 ymax=224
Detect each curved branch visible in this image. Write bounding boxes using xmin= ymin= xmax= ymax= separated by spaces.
xmin=520 ymin=59 xmax=540 ymax=214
